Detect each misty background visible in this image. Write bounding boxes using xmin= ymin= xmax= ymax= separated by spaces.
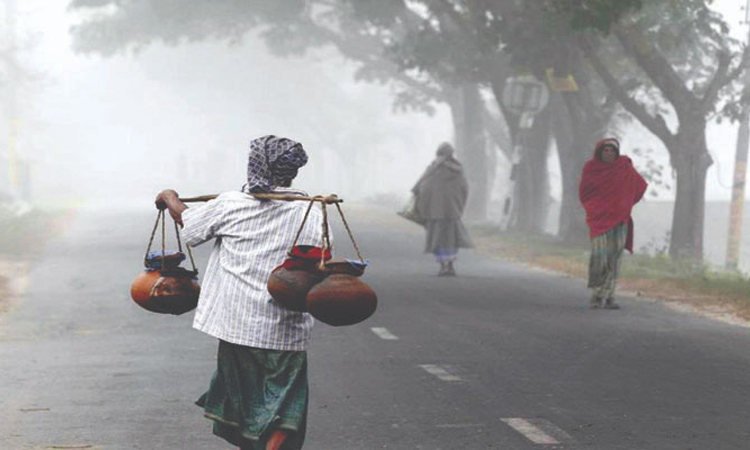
xmin=2 ymin=0 xmax=750 ymax=268
xmin=7 ymin=1 xmax=453 ymax=206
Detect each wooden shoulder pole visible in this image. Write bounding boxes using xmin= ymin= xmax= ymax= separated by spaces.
xmin=179 ymin=193 xmax=344 ymax=204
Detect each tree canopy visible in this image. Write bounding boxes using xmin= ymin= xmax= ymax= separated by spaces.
xmin=69 ymin=0 xmax=750 ymax=258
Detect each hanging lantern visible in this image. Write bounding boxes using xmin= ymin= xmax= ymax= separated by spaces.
xmin=502 ymin=75 xmax=550 ymax=117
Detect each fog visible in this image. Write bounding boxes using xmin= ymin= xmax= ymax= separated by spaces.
xmin=1 ymin=0 xmax=748 ymax=228
xmin=6 ymin=4 xmax=750 ymax=449
xmin=5 ymin=2 xmax=457 ymax=210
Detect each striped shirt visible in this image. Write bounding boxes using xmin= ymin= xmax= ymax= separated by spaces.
xmin=181 ymin=188 xmax=325 ymax=350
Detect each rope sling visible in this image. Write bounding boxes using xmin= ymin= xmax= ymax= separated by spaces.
xmin=131 ymin=210 xmax=200 ymax=316
xmin=181 ymin=193 xmax=367 ymax=268
xmin=143 ymin=209 xmax=198 ymax=275
xmin=288 ymin=196 xmax=367 ymax=270
xmin=177 ymin=192 xmax=376 ymax=326
xmin=131 ymin=194 xmax=377 ymax=326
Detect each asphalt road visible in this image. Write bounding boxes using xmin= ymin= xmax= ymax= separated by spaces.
xmin=1 ymin=206 xmax=749 ymax=450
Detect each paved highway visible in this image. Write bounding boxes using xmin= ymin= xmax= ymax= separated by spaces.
xmin=1 ymin=207 xmax=749 ymax=449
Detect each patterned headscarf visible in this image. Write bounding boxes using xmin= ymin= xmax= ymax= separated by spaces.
xmin=246 ymin=135 xmax=308 ymax=193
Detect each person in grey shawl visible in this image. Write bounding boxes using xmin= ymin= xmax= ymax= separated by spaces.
xmin=412 ymin=142 xmax=473 ymax=276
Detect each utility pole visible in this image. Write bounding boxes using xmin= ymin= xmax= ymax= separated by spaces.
xmin=726 ymin=0 xmax=750 ymax=270
xmin=3 ymin=0 xmax=20 ymax=200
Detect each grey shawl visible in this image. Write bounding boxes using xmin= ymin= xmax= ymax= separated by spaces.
xmin=412 ymin=154 xmax=469 ymax=220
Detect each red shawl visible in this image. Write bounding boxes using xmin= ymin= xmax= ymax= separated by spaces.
xmin=579 ymin=149 xmax=648 ymax=253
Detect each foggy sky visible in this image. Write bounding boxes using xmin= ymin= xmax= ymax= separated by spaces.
xmin=14 ymin=1 xmax=454 ymax=208
xmin=5 ymin=0 xmax=750 ymax=210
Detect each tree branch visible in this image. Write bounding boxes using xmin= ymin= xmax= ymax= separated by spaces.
xmin=482 ymin=105 xmax=512 ymax=158
xmin=310 ymin=23 xmax=446 ymax=102
xmin=579 ymin=36 xmax=676 ymax=148
xmin=726 ymin=45 xmax=750 ymax=83
xmin=701 ymin=44 xmax=750 ymax=111
xmin=613 ymin=24 xmax=696 ymax=112
xmin=699 ymin=50 xmax=732 ymax=111
xmin=430 ymin=0 xmax=472 ymax=36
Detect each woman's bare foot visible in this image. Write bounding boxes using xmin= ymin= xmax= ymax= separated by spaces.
xmin=266 ymin=430 xmax=288 ymax=450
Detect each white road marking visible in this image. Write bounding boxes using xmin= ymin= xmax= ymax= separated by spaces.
xmin=501 ymin=418 xmax=561 ymax=445
xmin=370 ymin=327 xmax=399 ymax=340
xmin=419 ymin=364 xmax=462 ymax=381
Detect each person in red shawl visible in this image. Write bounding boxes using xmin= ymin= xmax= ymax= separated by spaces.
xmin=579 ymin=138 xmax=648 ymax=309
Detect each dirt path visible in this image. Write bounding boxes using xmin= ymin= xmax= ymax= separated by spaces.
xmin=0 ymin=261 xmax=30 ymax=313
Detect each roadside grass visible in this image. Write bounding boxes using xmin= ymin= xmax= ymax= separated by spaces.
xmin=0 ymin=207 xmax=76 ymax=310
xmin=0 ymin=208 xmax=73 ymax=255
xmin=471 ymin=226 xmax=750 ymax=321
xmin=0 ymin=273 xmax=7 ymax=312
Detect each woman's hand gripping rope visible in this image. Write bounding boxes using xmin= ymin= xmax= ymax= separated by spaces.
xmin=155 ymin=189 xmax=188 ymax=227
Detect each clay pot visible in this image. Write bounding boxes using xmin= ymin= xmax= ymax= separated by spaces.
xmin=268 ymin=266 xmax=324 ymax=312
xmin=130 ymin=269 xmax=200 ymax=315
xmin=289 ymin=245 xmax=332 ymax=261
xmin=306 ymin=274 xmax=377 ymax=326
xmin=321 ymin=260 xmax=365 ymax=276
xmin=146 ymin=251 xmax=185 ymax=269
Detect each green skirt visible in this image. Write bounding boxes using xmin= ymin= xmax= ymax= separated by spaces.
xmin=196 ymin=340 xmax=308 ymax=450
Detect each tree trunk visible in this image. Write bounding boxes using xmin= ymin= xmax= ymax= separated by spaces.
xmin=554 ymin=93 xmax=594 ymax=244
xmin=578 ymin=28 xmax=725 ymax=263
xmin=668 ymin=124 xmax=712 ymax=261
xmin=511 ymin=107 xmax=552 ymax=233
xmin=488 ymin=75 xmax=553 ymax=231
xmin=449 ymin=83 xmax=489 ymax=222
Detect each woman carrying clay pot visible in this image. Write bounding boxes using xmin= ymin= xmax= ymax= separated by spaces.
xmin=155 ymin=135 xmax=324 ymax=450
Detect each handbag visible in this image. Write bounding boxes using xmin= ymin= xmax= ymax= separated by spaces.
xmin=397 ymin=195 xmax=426 ymax=226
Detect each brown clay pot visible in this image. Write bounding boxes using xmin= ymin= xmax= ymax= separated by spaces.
xmin=267 ymin=266 xmax=324 ymax=312
xmin=321 ymin=260 xmax=365 ymax=276
xmin=306 ymin=274 xmax=377 ymax=326
xmin=130 ymin=269 xmax=200 ymax=315
xmin=289 ymin=245 xmax=332 ymax=261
